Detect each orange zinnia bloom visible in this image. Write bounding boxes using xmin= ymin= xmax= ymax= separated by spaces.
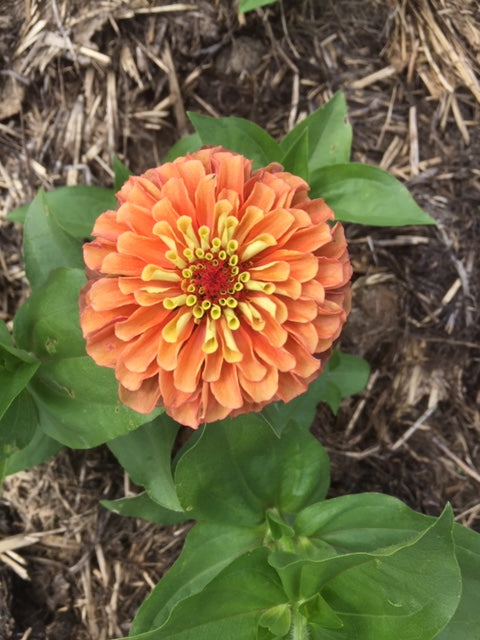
xmin=80 ymin=147 xmax=352 ymax=428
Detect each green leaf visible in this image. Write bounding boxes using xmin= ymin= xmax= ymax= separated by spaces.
xmin=107 ymin=415 xmax=182 ymax=512
xmin=0 ymin=343 xmax=39 ymax=422
xmin=188 ymin=112 xmax=282 ymax=169
xmin=27 ymin=356 xmax=160 ymax=448
xmin=129 ymin=522 xmax=264 ymax=635
xmin=113 ymin=156 xmax=132 ymax=192
xmin=101 ymin=492 xmax=188 ymax=525
xmin=309 ymin=163 xmax=435 ymax=226
xmin=165 ymin=132 xmax=203 ymax=162
xmin=262 ymin=350 xmax=370 ymax=430
xmin=280 ymin=128 xmax=309 ymax=182
xmin=128 ymin=548 xmax=285 ymax=640
xmin=294 ymin=493 xmax=432 ymax=552
xmin=0 ymin=390 xmax=37 ymax=453
xmin=22 ymin=189 xmax=84 ymax=290
xmin=0 ymin=319 xmax=12 ymax=345
xmin=239 ymin=0 xmax=278 ymax=12
xmin=435 ymin=524 xmax=480 ymax=639
xmin=175 ymin=418 xmax=330 ymax=525
xmin=280 ymin=92 xmax=352 ymax=170
xmin=295 ymin=493 xmax=480 ymax=639
xmin=9 ymin=186 xmax=116 ymax=238
xmin=4 ymin=421 xmax=62 ymax=475
xmin=14 ymin=268 xmax=86 ymax=361
xmin=273 ymin=507 xmax=460 ymax=639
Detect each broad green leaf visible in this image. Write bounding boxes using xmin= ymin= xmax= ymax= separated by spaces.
xmin=175 ymin=418 xmax=330 ymax=525
xmin=165 ymin=132 xmax=203 ymax=162
xmin=0 ymin=319 xmax=11 ymax=345
xmin=435 ymin=524 xmax=480 ymax=640
xmin=128 ymin=548 xmax=285 ymax=640
xmin=262 ymin=350 xmax=370 ymax=430
xmin=101 ymin=492 xmax=188 ymax=525
xmin=22 ymin=189 xmax=84 ymax=290
xmin=280 ymin=92 xmax=352 ymax=170
xmin=4 ymin=421 xmax=62 ymax=475
xmin=0 ymin=343 xmax=39 ymax=422
xmin=27 ymin=356 xmax=160 ymax=448
xmin=309 ymin=163 xmax=435 ymax=226
xmin=188 ymin=112 xmax=282 ymax=169
xmin=0 ymin=389 xmax=37 ymax=452
xmin=129 ymin=522 xmax=264 ymax=635
xmin=296 ymin=493 xmax=480 ymax=639
xmin=295 ymin=493 xmax=431 ymax=552
xmin=9 ymin=186 xmax=116 ymax=238
xmin=273 ymin=507 xmax=460 ymax=639
xmin=14 ymin=268 xmax=86 ymax=361
xmin=239 ymin=0 xmax=278 ymax=12
xmin=313 ymin=351 xmax=370 ymax=414
xmin=113 ymin=156 xmax=132 ymax=192
xmin=280 ymin=128 xmax=309 ymax=182
xmin=108 ymin=415 xmax=182 ymax=512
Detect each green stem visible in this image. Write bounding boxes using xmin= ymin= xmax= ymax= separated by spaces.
xmin=291 ymin=611 xmax=309 ymax=640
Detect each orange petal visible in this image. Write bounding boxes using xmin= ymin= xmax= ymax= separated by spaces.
xmin=118 ymin=325 xmax=163 ymax=373
xmin=101 ymin=252 xmax=146 ymax=276
xmin=83 ymin=242 xmax=115 ymax=271
xmin=114 ymin=303 xmax=166 ymax=341
xmin=211 ymin=363 xmax=244 ymax=409
xmin=238 ymin=364 xmax=278 ymax=403
xmin=92 ymin=210 xmax=128 ymax=242
xmin=161 ymin=177 xmax=196 ymax=218
xmin=89 ymin=278 xmax=135 ymax=311
xmin=174 ymin=324 xmax=207 ymax=392
xmin=119 ymin=377 xmax=161 ymax=414
xmin=117 ymin=202 xmax=155 ymax=237
xmin=85 ymin=325 xmax=124 ymax=367
xmin=117 ymin=232 xmax=165 ymax=264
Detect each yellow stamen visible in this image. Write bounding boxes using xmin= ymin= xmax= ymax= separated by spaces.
xmin=240 ymin=234 xmax=276 ymax=261
xmin=142 ymin=264 xmax=181 ymax=282
xmin=162 ymin=311 xmax=192 ymax=343
xmin=203 ymin=317 xmax=218 ymax=354
xmin=245 ymin=280 xmax=275 ymax=294
xmin=163 ymin=294 xmax=187 ymax=310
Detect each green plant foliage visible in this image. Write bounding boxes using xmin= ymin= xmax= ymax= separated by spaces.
xmin=0 ymin=341 xmax=39 ymax=423
xmin=280 ymin=92 xmax=352 ymax=172
xmin=175 ymin=418 xmax=330 ymax=525
xmin=113 ymin=155 xmax=132 ymax=192
xmin=10 ymin=185 xmax=116 ymax=237
xmin=435 ymin=524 xmax=480 ymax=639
xmin=129 ymin=522 xmax=265 ymax=635
xmin=128 ymin=548 xmax=285 ymax=640
xmin=14 ymin=268 xmax=86 ymax=361
xmin=128 ymin=418 xmax=475 ymax=640
xmin=0 ymin=390 xmax=37 ymax=455
xmin=280 ymin=128 xmax=309 ymax=181
xmin=239 ymin=0 xmax=278 ymax=12
xmin=4 ymin=423 xmax=62 ymax=475
xmin=310 ymin=163 xmax=436 ymax=226
xmin=22 ymin=189 xmax=85 ymax=290
xmin=28 ymin=356 xmax=159 ymax=448
xmin=101 ymin=492 xmax=188 ymax=525
xmin=262 ymin=351 xmax=370 ymax=432
xmin=188 ymin=112 xmax=282 ymax=169
xmin=165 ymin=132 xmax=202 ymax=162
xmin=107 ymin=415 xmax=182 ymax=513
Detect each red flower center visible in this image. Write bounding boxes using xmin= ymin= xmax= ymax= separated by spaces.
xmin=191 ymin=258 xmax=236 ymax=302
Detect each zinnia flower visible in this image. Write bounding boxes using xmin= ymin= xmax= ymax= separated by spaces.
xmin=79 ymin=147 xmax=352 ymax=428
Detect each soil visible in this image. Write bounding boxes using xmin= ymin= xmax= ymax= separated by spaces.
xmin=0 ymin=1 xmax=479 ymax=638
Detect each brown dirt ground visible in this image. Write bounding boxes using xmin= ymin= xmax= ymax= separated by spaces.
xmin=0 ymin=1 xmax=479 ymax=638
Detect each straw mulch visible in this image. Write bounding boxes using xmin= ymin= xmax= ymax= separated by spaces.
xmin=0 ymin=1 xmax=479 ymax=638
